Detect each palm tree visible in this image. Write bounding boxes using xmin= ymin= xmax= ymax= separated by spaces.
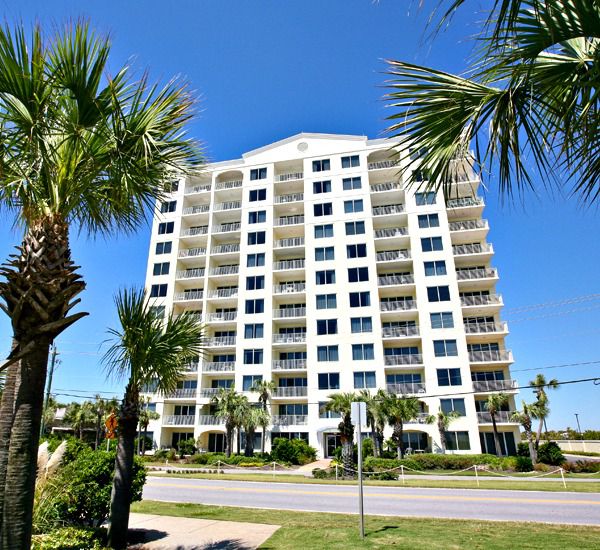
xmin=357 ymin=389 xmax=388 ymax=458
xmin=64 ymin=401 xmax=95 ymax=440
xmin=251 ymin=380 xmax=275 ymax=454
xmin=212 ymin=387 xmax=245 ymax=458
xmin=0 ymin=22 xmax=200 ymax=548
xmin=485 ymin=393 xmax=510 ymax=456
xmin=242 ymin=407 xmax=269 ymax=457
xmin=138 ymin=398 xmax=160 ymax=455
xmin=512 ymin=400 xmax=544 ymax=464
xmin=426 ymin=409 xmax=460 ymax=454
xmin=103 ymin=287 xmax=204 ymax=549
xmin=326 ymin=392 xmax=356 ymax=476
xmin=384 ymin=1 xmax=600 ymax=203
xmin=529 ymin=373 xmax=559 ymax=448
xmin=382 ymin=394 xmax=421 ymax=459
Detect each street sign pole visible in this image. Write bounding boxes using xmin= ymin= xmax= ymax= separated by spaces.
xmin=351 ymin=401 xmax=366 ymax=539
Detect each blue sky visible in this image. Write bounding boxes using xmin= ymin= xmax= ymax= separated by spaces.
xmin=1 ymin=1 xmax=599 ymax=430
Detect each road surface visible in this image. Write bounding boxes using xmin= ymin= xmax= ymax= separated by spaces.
xmin=143 ymin=476 xmax=600 ymax=525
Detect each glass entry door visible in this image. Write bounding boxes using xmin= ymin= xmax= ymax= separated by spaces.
xmin=325 ymin=434 xmax=342 ymax=458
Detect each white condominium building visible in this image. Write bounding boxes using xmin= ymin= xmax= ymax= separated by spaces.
xmin=143 ymin=133 xmax=519 ymax=458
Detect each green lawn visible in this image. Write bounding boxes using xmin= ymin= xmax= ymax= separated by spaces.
xmin=132 ymin=500 xmax=600 ymax=549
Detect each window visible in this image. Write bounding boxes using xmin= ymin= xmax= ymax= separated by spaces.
xmin=314 ymin=202 xmax=333 ymax=216
xmin=243 ymin=349 xmax=263 ymax=364
xmin=155 ymin=241 xmax=172 ymax=255
xmin=167 ymin=180 xmax=179 ymax=192
xmin=246 ymin=276 xmax=265 ymax=291
xmin=248 ymin=211 xmax=266 ymax=224
xmin=317 ymin=319 xmax=338 ymax=335
xmin=434 ymin=339 xmax=458 ymax=357
xmin=160 ymin=200 xmax=176 ymax=213
xmin=344 ymin=199 xmax=363 ymax=213
xmin=315 ymin=247 xmax=335 ymax=261
xmin=153 ymin=262 xmax=170 ymax=276
xmin=415 ymin=192 xmax=436 ymax=205
xmin=317 ymin=345 xmax=339 ymax=362
xmin=421 ymin=236 xmax=443 ymax=252
xmin=315 ymin=224 xmax=334 ymax=238
xmin=428 ymin=286 xmax=451 ymax=302
xmin=424 ymin=260 xmax=447 ymax=276
xmin=430 ymin=312 xmax=454 ymax=329
xmin=350 ymin=291 xmax=370 ymax=307
xmin=319 ymin=402 xmax=341 ymax=419
xmin=313 ymin=180 xmax=332 ymax=194
xmin=351 ymin=317 xmax=372 ymax=333
xmin=345 ymin=221 xmax=365 ymax=235
xmin=158 ymin=221 xmax=174 ymax=234
xmin=348 ymin=267 xmax=369 ymax=282
xmin=244 ymin=324 xmax=264 ymax=339
xmin=352 ymin=344 xmax=375 ymax=360
xmin=280 ymin=403 xmax=308 ymax=416
xmin=418 ymin=213 xmax=440 ymax=228
xmin=353 ymin=371 xmax=376 ymax=389
xmin=440 ymin=398 xmax=466 ymax=416
xmin=246 ymin=253 xmax=265 ymax=267
xmin=250 ymin=168 xmax=267 ymax=180
xmin=247 ymin=231 xmax=266 ymax=245
xmin=318 ymin=372 xmax=340 ymax=390
xmin=150 ymin=305 xmax=165 ymax=319
xmin=346 ymin=244 xmax=367 ymax=259
xmin=445 ymin=431 xmax=471 ymax=451
xmin=437 ymin=368 xmax=462 ymax=386
xmin=245 ymin=299 xmax=264 ymax=314
xmin=342 ymin=177 xmax=362 ymax=190
xmin=150 ymin=284 xmax=167 ymax=298
xmin=249 ymin=188 xmax=267 ymax=201
xmin=242 ymin=375 xmax=263 ymax=392
xmin=316 ymin=294 xmax=337 ymax=310
xmin=316 ymin=270 xmax=336 ymax=285
xmin=312 ymin=159 xmax=331 ymax=172
xmin=341 ymin=155 xmax=360 ymax=168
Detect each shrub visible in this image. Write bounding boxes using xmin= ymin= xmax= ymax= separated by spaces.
xmin=177 ymin=438 xmax=196 ymax=458
xmin=363 ymin=454 xmax=504 ymax=473
xmin=271 ymin=438 xmax=317 ymax=465
xmin=312 ymin=468 xmax=336 ymax=479
xmin=537 ymin=442 xmax=565 ymax=465
xmin=517 ymin=442 xmax=530 ymax=457
xmin=562 ymin=460 xmax=600 ymax=474
xmin=31 ymin=526 xmax=107 ymax=549
xmin=188 ymin=453 xmax=209 ymax=465
xmin=533 ymin=462 xmax=551 ymax=472
xmin=514 ymin=456 xmax=533 ymax=472
xmin=362 ymin=438 xmax=374 ymax=457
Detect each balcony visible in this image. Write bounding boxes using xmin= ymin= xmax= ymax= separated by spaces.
xmin=214 ymin=200 xmax=241 ymax=211
xmin=456 ymin=268 xmax=498 ymax=281
xmin=185 ymin=183 xmax=211 ymax=195
xmin=272 ymin=359 xmax=307 ymax=370
xmin=449 ymin=219 xmax=488 ymax=232
xmin=205 ymin=311 xmax=237 ymax=322
xmin=209 ymin=265 xmax=239 ymax=276
xmin=386 ymin=382 xmax=426 ymax=395
xmin=368 ymin=160 xmax=398 ymax=170
xmin=464 ymin=321 xmax=508 ymax=334
xmin=477 ymin=411 xmax=516 ymax=424
xmin=376 ymin=249 xmax=411 ymax=263
xmin=472 ymin=379 xmax=518 ymax=392
xmin=272 ymin=415 xmax=308 ymax=426
xmin=273 ymin=282 xmax=306 ymax=295
xmin=202 ymin=361 xmax=235 ymax=373
xmin=181 ymin=226 xmax=208 ymax=237
xmin=211 ymin=244 xmax=240 ymax=255
xmin=370 ymin=181 xmax=402 ymax=193
xmin=204 ymin=336 xmax=236 ymax=347
xmin=372 ymin=204 xmax=404 ymax=217
xmin=207 ymin=287 xmax=238 ymax=299
xmin=452 ymin=243 xmax=493 ymax=256
xmin=213 ymin=222 xmax=241 ymax=234
xmin=183 ymin=361 xmax=199 ymax=373
xmin=274 ymin=237 xmax=305 ymax=249
xmin=382 ymin=325 xmax=420 ymax=338
xmin=446 ymin=197 xmax=484 ymax=209
xmin=178 ymin=247 xmax=206 ymax=259
xmin=460 ymin=294 xmax=502 ymax=307
xmin=275 ymin=215 xmax=304 ymax=227
xmin=378 ymin=274 xmax=414 ymax=287
xmin=176 ymin=268 xmax=205 ymax=280
xmin=163 ymin=415 xmax=195 ymax=426
xmin=182 ymin=204 xmax=210 ymax=216
xmin=273 ymin=307 xmax=306 ymax=319
xmin=276 ymin=172 xmax=303 ymax=183
xmin=384 ymin=354 xmax=423 ymax=366
xmin=273 ymin=386 xmax=308 ymax=398
xmin=174 ymin=290 xmax=203 ymax=302
xmin=272 ymin=333 xmax=306 ymax=344
xmin=275 ymin=192 xmax=304 ymax=204
xmin=198 ymin=388 xmax=222 ymax=398
xmin=165 ymin=388 xmax=197 ymax=399
xmin=469 ymin=349 xmax=513 ymax=363
xmin=215 ymin=179 xmax=242 ymax=190
xmin=374 ymin=227 xmax=408 ymax=240
xmin=198 ymin=415 xmax=223 ymax=425
xmin=380 ymin=299 xmax=416 ymax=312
xmin=273 ymin=259 xmax=305 ymax=271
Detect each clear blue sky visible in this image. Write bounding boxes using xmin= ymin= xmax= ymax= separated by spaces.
xmin=1 ymin=1 xmax=599 ymax=430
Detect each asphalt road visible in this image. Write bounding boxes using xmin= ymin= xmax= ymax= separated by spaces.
xmin=143 ymin=476 xmax=600 ymax=526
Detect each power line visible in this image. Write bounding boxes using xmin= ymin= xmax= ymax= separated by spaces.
xmin=510 ymin=360 xmax=600 ymax=374
xmin=503 ymin=293 xmax=600 ymax=314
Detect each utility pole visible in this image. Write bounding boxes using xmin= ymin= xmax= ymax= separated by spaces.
xmin=40 ymin=344 xmax=58 ymax=437
xmin=575 ymin=413 xmax=582 ymax=437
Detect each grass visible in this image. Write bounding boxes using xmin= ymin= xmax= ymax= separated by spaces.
xmin=147 ymin=471 xmax=600 ymax=493
xmin=132 ymin=500 xmax=600 ymax=549
xmin=564 ymin=451 xmax=600 ymax=457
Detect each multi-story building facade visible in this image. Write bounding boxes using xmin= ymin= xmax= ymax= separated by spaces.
xmin=143 ymin=133 xmax=520 ymax=458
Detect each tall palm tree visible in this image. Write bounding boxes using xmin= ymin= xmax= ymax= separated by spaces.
xmin=384 ymin=1 xmax=600 ymax=203
xmin=426 ymin=408 xmax=460 ymax=454
xmin=242 ymin=407 xmax=269 ymax=457
xmin=485 ymin=393 xmax=510 ymax=456
xmin=512 ymin=400 xmax=544 ymax=464
xmin=326 ymin=392 xmax=356 ymax=476
xmin=64 ymin=401 xmax=95 ymax=440
xmin=103 ymin=287 xmax=204 ymax=549
xmin=382 ymin=394 xmax=421 ymax=459
xmin=0 ymin=22 xmax=200 ymax=548
xmin=357 ymin=389 xmax=388 ymax=458
xmin=212 ymin=387 xmax=246 ymax=458
xmin=529 ymin=373 xmax=559 ymax=448
xmin=251 ymin=379 xmax=275 ymax=454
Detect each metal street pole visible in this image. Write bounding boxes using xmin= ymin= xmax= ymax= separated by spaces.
xmin=356 ymin=404 xmax=365 ymax=539
xmin=575 ymin=413 xmax=582 ymax=437
xmin=40 ymin=344 xmax=58 ymax=437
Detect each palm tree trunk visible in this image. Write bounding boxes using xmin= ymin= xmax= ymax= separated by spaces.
xmin=399 ymin=423 xmax=405 ymax=459
xmin=370 ymin=423 xmax=378 ymax=458
xmin=142 ymin=425 xmax=148 ymax=455
xmin=535 ymin=417 xmax=544 ymax=449
xmin=261 ymin=427 xmax=266 ymax=455
xmin=236 ymin=428 xmax=241 ymax=455
xmin=225 ymin=427 xmax=233 ymax=458
xmin=491 ymin=414 xmax=502 ymax=456
xmin=528 ymin=433 xmax=537 ymax=465
xmin=342 ymin=438 xmax=353 ymax=477
xmin=438 ymin=419 xmax=447 ymax=453
xmin=244 ymin=428 xmax=254 ymax=457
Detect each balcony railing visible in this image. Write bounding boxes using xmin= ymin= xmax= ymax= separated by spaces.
xmin=275 ymin=193 xmax=304 ymax=204
xmin=456 ymin=267 xmax=498 ymax=281
xmin=165 ymin=388 xmax=197 ymax=399
xmin=386 ymin=382 xmax=426 ymax=395
xmin=384 ymin=354 xmax=423 ymax=366
xmin=460 ymin=294 xmax=502 ymax=307
xmin=372 ymin=204 xmax=405 ymax=216
xmin=205 ymin=312 xmax=237 ymax=322
xmin=368 ymin=160 xmax=398 ymax=170
xmin=378 ymin=274 xmax=414 ymax=286
xmin=209 ymin=265 xmax=239 ymax=276
xmin=185 ymin=184 xmax=211 ymax=194
xmin=469 ymin=349 xmax=513 ymax=363
xmin=202 ymin=361 xmax=235 ymax=372
xmin=370 ymin=181 xmax=402 ymax=193
xmin=181 ymin=226 xmax=208 ymax=237
xmin=211 ymin=244 xmax=240 ymax=255
xmin=213 ymin=222 xmax=241 ymax=233
xmin=472 ymin=379 xmax=518 ymax=392
xmin=273 ymin=282 xmax=306 ymax=294
xmin=199 ymin=388 xmax=221 ymax=398
xmin=453 ymin=243 xmax=493 ymax=256
xmin=272 ymin=333 xmax=307 ymax=344
xmin=273 ymin=259 xmax=305 ymax=271
xmin=163 ymin=414 xmax=195 ymax=426
xmin=273 ymin=386 xmax=308 ymax=397
xmin=382 ymin=325 xmax=419 ymax=338
xmin=276 ymin=172 xmax=303 ymax=182
xmin=182 ymin=204 xmax=210 ymax=215
xmin=176 ymin=268 xmax=205 ymax=280
xmin=215 ymin=179 xmax=242 ymax=190
xmin=174 ymin=291 xmax=203 ymax=302
xmin=446 ymin=197 xmax=484 ymax=208
xmin=376 ymin=249 xmax=410 ymax=262
xmin=274 ymin=237 xmax=305 ymax=249
xmin=204 ymin=336 xmax=236 ymax=347
xmin=477 ymin=411 xmax=515 ymax=424
xmin=272 ymin=415 xmax=308 ymax=426
xmin=408 ymin=413 xmax=432 ymax=424
xmin=273 ymin=307 xmax=306 ymax=319
xmin=183 ymin=361 xmax=200 ymax=373
xmin=178 ymin=248 xmax=206 ymax=258
xmin=214 ymin=200 xmax=241 ymax=211
xmin=464 ymin=321 xmax=508 ymax=334
xmin=380 ymin=299 xmax=416 ymax=312
xmin=272 ymin=359 xmax=307 ymax=370
xmin=374 ymin=227 xmax=408 ymax=239
xmin=275 ymin=215 xmax=304 ymax=226
xmin=207 ymin=288 xmax=238 ymax=299
xmin=449 ymin=219 xmax=488 ymax=232
xmin=198 ymin=415 xmax=223 ymax=425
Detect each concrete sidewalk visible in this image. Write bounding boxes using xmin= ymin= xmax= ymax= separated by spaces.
xmin=128 ymin=513 xmax=280 ymax=550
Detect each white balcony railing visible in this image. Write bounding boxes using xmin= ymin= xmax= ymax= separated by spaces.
xmin=407 ymin=413 xmax=432 ymax=424
xmin=205 ymin=311 xmax=237 ymax=322
xmin=274 ymin=237 xmax=305 ymax=249
xmin=183 ymin=361 xmax=199 ymax=373
xmin=449 ymin=219 xmax=488 ymax=232
xmin=374 ymin=227 xmax=408 ymax=239
xmin=460 ymin=294 xmax=502 ymax=307
xmin=273 ymin=386 xmax=308 ymax=397
xmin=271 ymin=415 xmax=308 ymax=426
xmin=182 ymin=204 xmax=210 ymax=216
xmin=464 ymin=321 xmax=508 ymax=334
xmin=276 ymin=172 xmax=303 ymax=182
xmin=453 ymin=243 xmax=493 ymax=256
xmin=174 ymin=291 xmax=203 ymax=302
xmin=275 ymin=193 xmax=304 ymax=204
xmin=477 ymin=411 xmax=515 ymax=424
xmin=370 ymin=181 xmax=402 ymax=193
xmin=382 ymin=325 xmax=419 ymax=338
xmin=384 ymin=354 xmax=423 ymax=366
xmin=185 ymin=184 xmax=211 ymax=195
xmin=273 ymin=259 xmax=305 ymax=271
xmin=163 ymin=414 xmax=195 ymax=426
xmin=275 ymin=215 xmax=304 ymax=226
xmin=181 ymin=226 xmax=208 ymax=237
xmin=378 ymin=274 xmax=414 ymax=286
xmin=213 ymin=222 xmax=241 ymax=233
xmin=273 ymin=283 xmax=306 ymax=294
xmin=472 ymin=379 xmax=518 ymax=392
xmin=272 ymin=333 xmax=307 ymax=344
xmin=209 ymin=265 xmax=239 ymax=276
xmin=386 ymin=382 xmax=426 ymax=395
xmin=211 ymin=244 xmax=240 ymax=255
xmin=456 ymin=268 xmax=498 ymax=281
xmin=178 ymin=248 xmax=206 ymax=258
xmin=215 ymin=179 xmax=242 ymax=190
xmin=199 ymin=388 xmax=221 ymax=398
xmin=176 ymin=268 xmax=205 ymax=280
xmin=380 ymin=299 xmax=416 ymax=312
xmin=469 ymin=349 xmax=513 ymax=363
xmin=273 ymin=307 xmax=306 ymax=318
xmin=202 ymin=361 xmax=235 ymax=372
xmin=368 ymin=160 xmax=398 ymax=170
xmin=214 ymin=200 xmax=241 ymax=211
xmin=165 ymin=388 xmax=197 ymax=399
xmin=207 ymin=288 xmax=238 ymax=299
xmin=272 ymin=359 xmax=307 ymax=370
xmin=204 ymin=336 xmax=236 ymax=347
xmin=376 ymin=250 xmax=410 ymax=262
xmin=446 ymin=197 xmax=484 ymax=209
xmin=198 ymin=415 xmax=223 ymax=425
xmin=372 ymin=204 xmax=404 ymax=216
